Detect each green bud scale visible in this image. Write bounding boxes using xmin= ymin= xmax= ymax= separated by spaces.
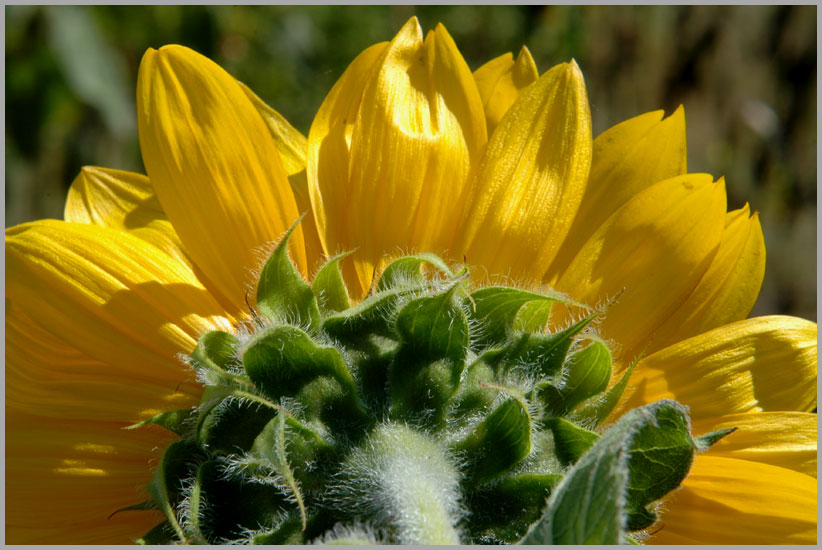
xmin=125 ymin=219 xmax=733 ymax=545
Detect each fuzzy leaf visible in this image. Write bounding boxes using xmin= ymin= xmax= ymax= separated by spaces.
xmin=538 ymin=340 xmax=612 ymax=417
xmin=196 ymin=398 xmax=277 ymax=454
xmin=569 ymin=363 xmax=635 ymax=428
xmin=513 ymin=299 xmax=554 ymax=333
xmin=389 ymin=284 xmax=469 ymax=424
xmin=242 ymin=325 xmax=366 ymax=429
xmin=376 ymin=252 xmax=454 ymax=291
xmin=312 ymin=251 xmax=353 ymax=313
xmin=256 ymin=215 xmax=320 ymax=330
xmin=522 ymin=400 xmax=696 ymax=544
xmin=322 ymin=286 xmax=420 ymax=340
xmin=469 ymin=287 xmax=555 ymax=346
xmin=455 ymin=398 xmax=532 ymax=484
xmin=136 ymin=521 xmax=176 ymax=545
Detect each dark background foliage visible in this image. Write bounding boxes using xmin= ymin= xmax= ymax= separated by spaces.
xmin=5 ymin=5 xmax=816 ymax=321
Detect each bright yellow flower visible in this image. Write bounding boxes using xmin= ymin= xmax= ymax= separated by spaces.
xmin=5 ymin=17 xmax=816 ymax=544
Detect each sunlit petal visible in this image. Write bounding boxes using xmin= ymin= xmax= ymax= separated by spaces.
xmin=551 ymin=174 xmax=726 ymax=360
xmin=617 ymin=316 xmax=817 ymax=418
xmin=137 ymin=45 xmax=305 ymax=308
xmin=547 ymin=107 xmax=687 ymax=281
xmin=473 ymin=46 xmax=539 ymax=135
xmin=459 ymin=60 xmax=592 ymax=284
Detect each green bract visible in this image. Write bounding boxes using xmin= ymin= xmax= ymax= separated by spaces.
xmin=127 ymin=220 xmax=731 ymax=545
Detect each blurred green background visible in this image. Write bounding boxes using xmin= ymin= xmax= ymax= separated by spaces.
xmin=5 ymin=5 xmax=816 ymax=321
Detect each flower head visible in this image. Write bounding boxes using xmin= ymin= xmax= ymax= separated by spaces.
xmin=6 ymin=17 xmax=816 ymax=544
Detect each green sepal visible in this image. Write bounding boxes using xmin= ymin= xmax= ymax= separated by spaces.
xmin=468 ymin=287 xmax=555 ymax=347
xmin=454 ymin=398 xmax=532 ymax=484
xmin=256 ymin=215 xmax=321 ymax=331
xmin=190 ymin=330 xmax=242 ymax=385
xmin=568 ymin=362 xmax=636 ymax=428
xmin=196 ymin=397 xmax=277 ymax=454
xmin=242 ymin=325 xmax=367 ymax=429
xmin=513 ymin=299 xmax=553 ymax=333
xmin=695 ymin=427 xmax=737 ymax=451
xmin=136 ymin=521 xmax=176 ymax=545
xmin=467 ymin=473 xmax=561 ymax=543
xmin=537 ymin=340 xmax=612 ymax=417
xmin=389 ymin=284 xmax=469 ymax=425
xmin=108 ymin=499 xmax=157 ymax=521
xmin=376 ymin=252 xmax=454 ymax=291
xmin=312 ymin=251 xmax=353 ymax=313
xmin=194 ymin=459 xmax=296 ymax=543
xmin=447 ymin=358 xmax=497 ymax=422
xmin=481 ymin=314 xmax=594 ymax=378
xmin=145 ymin=439 xmax=206 ymax=543
xmin=544 ymin=416 xmax=599 ymax=467
xmin=322 ymin=286 xmax=419 ymax=340
xmin=250 ymin=517 xmax=306 ymax=544
xmin=124 ymin=408 xmax=195 ymax=436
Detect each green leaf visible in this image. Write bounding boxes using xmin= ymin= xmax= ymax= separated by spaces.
xmin=544 ymin=416 xmax=600 ymax=467
xmin=376 ymin=253 xmax=454 ymax=291
xmin=537 ymin=340 xmax=612 ymax=417
xmin=312 ymin=251 xmax=353 ymax=313
xmin=242 ymin=325 xmax=367 ymax=429
xmin=322 ymin=286 xmax=419 ymax=340
xmin=454 ymin=398 xmax=532 ymax=484
xmin=124 ymin=408 xmax=195 ymax=436
xmin=513 ymin=299 xmax=554 ymax=333
xmin=196 ymin=398 xmax=277 ymax=454
xmin=389 ymin=284 xmax=469 ymax=424
xmin=568 ymin=363 xmax=636 ymax=428
xmin=522 ymin=400 xmax=697 ymax=544
xmin=256 ymin=215 xmax=320 ymax=330
xmin=189 ymin=330 xmax=242 ymax=385
xmin=695 ymin=427 xmax=737 ymax=451
xmin=468 ymin=287 xmax=555 ymax=347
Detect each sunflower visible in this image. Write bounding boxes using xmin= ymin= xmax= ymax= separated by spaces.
xmin=5 ymin=17 xmax=816 ymax=545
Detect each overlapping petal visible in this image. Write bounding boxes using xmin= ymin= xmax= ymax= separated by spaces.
xmin=137 ymin=45 xmax=306 ymax=309
xmin=458 ymin=60 xmax=592 ymax=284
xmin=650 ymin=456 xmax=816 ymax=544
xmin=617 ymin=316 xmax=817 ymax=417
xmin=691 ymin=412 xmax=816 ymax=477
xmin=550 ymin=174 xmax=726 ymax=360
xmin=473 ymin=47 xmax=539 ymax=135
xmin=6 ymin=220 xmax=232 ymax=376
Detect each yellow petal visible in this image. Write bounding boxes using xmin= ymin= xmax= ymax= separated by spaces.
xmin=651 ymin=456 xmax=816 ymax=544
xmin=547 ymin=107 xmax=688 ymax=281
xmin=63 ymin=166 xmax=239 ymax=315
xmin=137 ymin=45 xmax=305 ymax=308
xmin=241 ymin=82 xmax=325 ymax=272
xmin=617 ymin=316 xmax=817 ymax=418
xmin=6 ymin=303 xmax=199 ymax=422
xmin=458 ymin=59 xmax=592 ymax=284
xmin=307 ymin=41 xmax=388 ymax=292
xmin=551 ymin=174 xmax=726 ymax=360
xmin=7 ymin=409 xmax=170 ymax=544
xmin=336 ymin=18 xmax=487 ymax=293
xmin=691 ymin=412 xmax=816 ymax=478
xmin=645 ymin=204 xmax=766 ymax=353
xmin=5 ymin=220 xmax=232 ymax=377
xmin=473 ymin=46 xmax=539 ymax=135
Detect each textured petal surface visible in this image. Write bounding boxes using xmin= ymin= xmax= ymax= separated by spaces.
xmin=547 ymin=108 xmax=687 ymax=281
xmin=617 ymin=316 xmax=817 ymax=418
xmin=5 ymin=220 xmax=232 ymax=375
xmin=241 ymin=82 xmax=325 ymax=272
xmin=473 ymin=47 xmax=539 ymax=135
xmin=321 ymin=18 xmax=486 ymax=294
xmin=7 ymin=409 xmax=172 ymax=544
xmin=551 ymin=174 xmax=726 ymax=360
xmin=692 ymin=412 xmax=816 ymax=477
xmin=645 ymin=204 xmax=765 ymax=353
xmin=307 ymin=41 xmax=388 ymax=290
xmin=137 ymin=45 xmax=305 ymax=309
xmin=458 ymin=60 xmax=592 ymax=284
xmin=651 ymin=456 xmax=816 ymax=544
xmin=63 ymin=166 xmax=238 ymax=315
